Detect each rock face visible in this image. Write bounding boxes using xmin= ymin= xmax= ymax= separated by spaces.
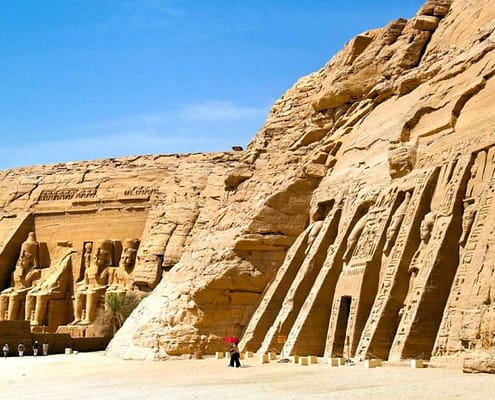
xmin=2 ymin=0 xmax=495 ymax=366
xmin=105 ymin=0 xmax=495 ymax=362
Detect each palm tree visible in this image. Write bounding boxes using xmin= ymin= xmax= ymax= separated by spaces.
xmin=102 ymin=292 xmax=142 ymax=335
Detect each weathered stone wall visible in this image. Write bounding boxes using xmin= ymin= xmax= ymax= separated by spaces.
xmin=107 ymin=0 xmax=495 ymax=363
xmin=1 ymin=0 xmax=494 ymax=367
xmin=0 ymin=153 xmax=242 ymax=332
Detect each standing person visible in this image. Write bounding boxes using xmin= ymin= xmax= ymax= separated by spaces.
xmin=2 ymin=343 xmax=9 ymax=358
xmin=229 ymin=343 xmax=241 ymax=368
xmin=42 ymin=340 xmax=49 ymax=356
xmin=32 ymin=340 xmax=40 ymax=356
xmin=17 ymin=343 xmax=25 ymax=357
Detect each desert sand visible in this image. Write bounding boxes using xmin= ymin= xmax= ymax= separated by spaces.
xmin=1 ymin=351 xmax=494 ymax=399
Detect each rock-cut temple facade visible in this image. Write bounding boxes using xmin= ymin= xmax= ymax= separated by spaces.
xmin=1 ymin=0 xmax=495 ymax=366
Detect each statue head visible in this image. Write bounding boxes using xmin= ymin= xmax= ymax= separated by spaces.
xmin=92 ymin=239 xmax=113 ymax=269
xmin=17 ymin=232 xmax=39 ymax=270
xmin=120 ymin=239 xmax=140 ymax=271
xmin=420 ymin=212 xmax=436 ymax=242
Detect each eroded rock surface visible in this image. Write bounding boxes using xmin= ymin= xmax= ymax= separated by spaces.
xmin=1 ymin=0 xmax=495 ymax=366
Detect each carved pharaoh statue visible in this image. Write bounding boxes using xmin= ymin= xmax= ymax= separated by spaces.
xmin=0 ymin=232 xmax=41 ymax=321
xmin=107 ymin=239 xmax=140 ymax=293
xmin=72 ymin=239 xmax=112 ymax=325
xmin=25 ymin=242 xmax=75 ymax=327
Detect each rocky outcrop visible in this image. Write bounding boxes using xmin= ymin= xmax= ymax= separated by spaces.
xmin=1 ymin=0 xmax=495 ymax=367
xmin=104 ymin=0 xmax=495 ymax=363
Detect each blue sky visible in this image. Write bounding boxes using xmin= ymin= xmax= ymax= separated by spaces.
xmin=0 ymin=1 xmax=425 ymax=169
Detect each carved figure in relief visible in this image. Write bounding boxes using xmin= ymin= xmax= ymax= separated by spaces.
xmin=404 ymin=212 xmax=436 ymax=305
xmin=305 ymin=221 xmax=323 ymax=255
xmin=0 ymin=233 xmax=41 ymax=321
xmin=343 ymin=212 xmax=368 ymax=263
xmin=83 ymin=242 xmax=92 ymax=270
xmin=25 ymin=242 xmax=75 ymax=326
xmin=459 ymin=199 xmax=476 ymax=249
xmin=107 ymin=239 xmax=140 ymax=293
xmin=384 ymin=192 xmax=411 ymax=254
xmin=72 ymin=239 xmax=112 ymax=325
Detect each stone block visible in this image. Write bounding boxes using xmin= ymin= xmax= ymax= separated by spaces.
xmin=299 ymin=357 xmax=309 ymax=366
xmin=215 ymin=351 xmax=224 ymax=359
xmin=411 ymin=359 xmax=424 ymax=368
xmin=308 ymin=355 xmax=318 ymax=364
xmin=244 ymin=351 xmax=254 ymax=358
xmin=291 ymin=355 xmax=300 ymax=363
xmin=329 ymin=357 xmax=344 ymax=366
xmin=365 ymin=359 xmax=382 ymax=368
xmin=268 ymin=351 xmax=277 ymax=361
xmin=413 ymin=15 xmax=439 ymax=31
xmin=65 ymin=348 xmax=73 ymax=354
xmin=258 ymin=353 xmax=269 ymax=364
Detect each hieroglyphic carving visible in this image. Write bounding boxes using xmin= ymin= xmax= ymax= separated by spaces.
xmin=388 ymin=156 xmax=471 ymax=360
xmin=38 ymin=188 xmax=98 ymax=202
xmin=257 ymin=200 xmax=343 ymax=354
xmin=354 ymin=168 xmax=437 ymax=360
xmin=432 ymin=148 xmax=495 ymax=356
xmin=416 ymin=130 xmax=495 ymax=169
xmin=123 ymin=186 xmax=158 ymax=197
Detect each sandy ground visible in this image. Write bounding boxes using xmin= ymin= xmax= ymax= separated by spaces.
xmin=1 ymin=352 xmax=495 ymax=400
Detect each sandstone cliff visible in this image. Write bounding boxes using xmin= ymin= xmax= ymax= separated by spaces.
xmin=1 ymin=0 xmax=494 ymax=366
xmin=104 ymin=0 xmax=495 ymax=364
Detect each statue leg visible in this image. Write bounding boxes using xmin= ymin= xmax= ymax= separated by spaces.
xmin=25 ymin=294 xmax=35 ymax=322
xmin=33 ymin=295 xmax=49 ymax=326
xmin=0 ymin=295 xmax=8 ymax=321
xmin=8 ymin=293 xmax=20 ymax=320
xmin=84 ymin=291 xmax=98 ymax=324
xmin=73 ymin=292 xmax=85 ymax=324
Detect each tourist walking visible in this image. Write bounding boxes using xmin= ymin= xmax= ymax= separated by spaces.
xmin=32 ymin=340 xmax=40 ymax=356
xmin=42 ymin=340 xmax=49 ymax=356
xmin=17 ymin=343 xmax=25 ymax=357
xmin=2 ymin=343 xmax=9 ymax=358
xmin=229 ymin=343 xmax=241 ymax=368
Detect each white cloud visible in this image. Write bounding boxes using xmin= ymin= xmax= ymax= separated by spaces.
xmin=0 ymin=99 xmax=270 ymax=169
xmin=178 ymin=100 xmax=267 ymax=122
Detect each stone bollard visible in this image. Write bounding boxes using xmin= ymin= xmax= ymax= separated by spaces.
xmin=216 ymin=351 xmax=225 ymax=359
xmin=244 ymin=351 xmax=254 ymax=358
xmin=411 ymin=359 xmax=424 ymax=368
xmin=299 ymin=357 xmax=309 ymax=366
xmin=308 ymin=356 xmax=318 ymax=364
xmin=329 ymin=357 xmax=344 ymax=367
xmin=268 ymin=351 xmax=277 ymax=361
xmin=291 ymin=355 xmax=300 ymax=363
xmin=258 ymin=353 xmax=269 ymax=364
xmin=364 ymin=359 xmax=382 ymax=368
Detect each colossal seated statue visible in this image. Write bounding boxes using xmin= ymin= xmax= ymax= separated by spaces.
xmin=72 ymin=239 xmax=112 ymax=325
xmin=0 ymin=232 xmax=41 ymax=321
xmin=107 ymin=239 xmax=140 ymax=294
xmin=25 ymin=242 xmax=75 ymax=327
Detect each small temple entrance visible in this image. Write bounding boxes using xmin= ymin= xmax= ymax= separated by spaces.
xmin=333 ymin=296 xmax=352 ymax=357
